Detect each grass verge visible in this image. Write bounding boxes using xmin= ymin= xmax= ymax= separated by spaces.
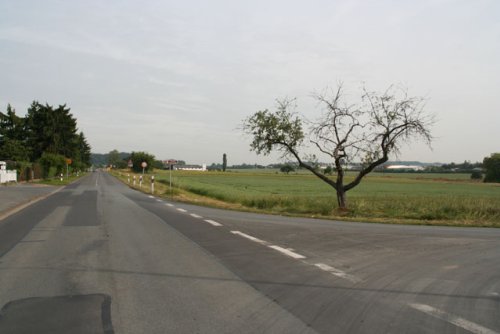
xmin=110 ymin=170 xmax=500 ymax=228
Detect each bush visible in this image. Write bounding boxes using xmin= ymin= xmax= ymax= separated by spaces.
xmin=39 ymin=152 xmax=66 ymax=178
xmin=280 ymin=164 xmax=295 ymax=174
xmin=471 ymin=170 xmax=482 ymax=180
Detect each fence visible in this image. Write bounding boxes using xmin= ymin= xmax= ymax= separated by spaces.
xmin=0 ymin=170 xmax=17 ymax=183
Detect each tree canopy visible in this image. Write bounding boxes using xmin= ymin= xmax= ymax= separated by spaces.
xmin=483 ymin=153 xmax=500 ymax=183
xmin=129 ymin=151 xmax=156 ymax=173
xmin=243 ymin=84 xmax=434 ymax=209
xmin=0 ymin=102 xmax=91 ymax=170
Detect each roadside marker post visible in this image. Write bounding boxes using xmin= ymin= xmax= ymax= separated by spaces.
xmin=133 ymin=175 xmax=136 ymax=186
xmin=151 ymin=175 xmax=155 ymax=194
xmin=139 ymin=175 xmax=143 ymax=188
xmin=127 ymin=174 xmax=130 ymax=184
xmin=167 ymin=159 xmax=177 ymax=197
xmin=60 ymin=173 xmax=63 ymax=182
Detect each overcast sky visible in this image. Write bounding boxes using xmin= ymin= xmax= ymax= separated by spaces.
xmin=1 ymin=0 xmax=499 ymax=164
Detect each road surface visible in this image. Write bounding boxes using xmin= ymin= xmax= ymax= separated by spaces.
xmin=0 ymin=171 xmax=499 ymax=333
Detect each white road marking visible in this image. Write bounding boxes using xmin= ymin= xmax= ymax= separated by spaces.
xmin=165 ymin=203 xmax=174 ymax=207
xmin=177 ymin=208 xmax=187 ymax=213
xmin=156 ymin=199 xmax=163 ymax=202
xmin=230 ymin=231 xmax=306 ymax=259
xmin=231 ymin=231 xmax=268 ymax=245
xmin=148 ymin=195 xmax=155 ymax=199
xmin=409 ymin=303 xmax=499 ymax=334
xmin=190 ymin=213 xmax=203 ymax=219
xmin=314 ymin=263 xmax=361 ymax=283
xmin=204 ymin=219 xmax=223 ymax=227
xmin=268 ymin=245 xmax=306 ymax=259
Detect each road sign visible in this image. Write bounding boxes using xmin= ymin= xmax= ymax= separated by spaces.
xmin=66 ymin=159 xmax=72 ymax=165
xmin=141 ymin=162 xmax=147 ymax=168
xmin=167 ymin=159 xmax=177 ymax=165
xmin=128 ymin=160 xmax=133 ymax=168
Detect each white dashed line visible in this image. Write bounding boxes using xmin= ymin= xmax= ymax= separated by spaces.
xmin=148 ymin=195 xmax=155 ymax=199
xmin=204 ymin=220 xmax=223 ymax=227
xmin=190 ymin=213 xmax=203 ymax=219
xmin=165 ymin=203 xmax=174 ymax=207
xmin=231 ymin=231 xmax=306 ymax=259
xmin=177 ymin=208 xmax=187 ymax=213
xmin=409 ymin=303 xmax=499 ymax=334
xmin=231 ymin=231 xmax=268 ymax=245
xmin=314 ymin=263 xmax=361 ymax=283
xmin=156 ymin=199 xmax=163 ymax=202
xmin=268 ymin=245 xmax=306 ymax=259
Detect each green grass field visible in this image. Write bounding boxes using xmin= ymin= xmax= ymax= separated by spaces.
xmin=114 ymin=169 xmax=500 ymax=227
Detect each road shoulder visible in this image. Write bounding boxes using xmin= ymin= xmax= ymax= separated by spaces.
xmin=0 ymin=184 xmax=62 ymax=222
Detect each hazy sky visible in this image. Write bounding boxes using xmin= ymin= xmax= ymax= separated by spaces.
xmin=1 ymin=0 xmax=499 ymax=164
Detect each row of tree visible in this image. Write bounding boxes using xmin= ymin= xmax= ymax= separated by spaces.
xmin=0 ymin=102 xmax=91 ymax=178
xmin=103 ymin=150 xmax=162 ymax=172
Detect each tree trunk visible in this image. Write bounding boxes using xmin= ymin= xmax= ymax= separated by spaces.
xmin=337 ymin=188 xmax=347 ymax=210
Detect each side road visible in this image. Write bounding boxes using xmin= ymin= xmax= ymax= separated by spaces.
xmin=0 ymin=183 xmax=61 ymax=221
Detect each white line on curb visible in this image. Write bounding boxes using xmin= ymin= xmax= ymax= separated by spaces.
xmin=177 ymin=208 xmax=187 ymax=213
xmin=409 ymin=303 xmax=499 ymax=334
xmin=314 ymin=263 xmax=360 ymax=283
xmin=204 ymin=219 xmax=222 ymax=227
xmin=268 ymin=245 xmax=306 ymax=259
xmin=231 ymin=231 xmax=268 ymax=245
xmin=190 ymin=213 xmax=203 ymax=219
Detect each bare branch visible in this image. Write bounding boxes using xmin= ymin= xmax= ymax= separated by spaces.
xmin=243 ymin=83 xmax=434 ymax=209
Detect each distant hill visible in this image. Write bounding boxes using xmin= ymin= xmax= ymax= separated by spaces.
xmin=91 ymin=152 xmax=130 ymax=167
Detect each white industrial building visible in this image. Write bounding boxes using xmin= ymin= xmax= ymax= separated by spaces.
xmin=385 ymin=164 xmax=424 ymax=171
xmin=176 ymin=164 xmax=207 ymax=171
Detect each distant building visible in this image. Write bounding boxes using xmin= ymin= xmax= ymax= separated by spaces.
xmin=385 ymin=165 xmax=424 ymax=171
xmin=175 ymin=164 xmax=207 ymax=171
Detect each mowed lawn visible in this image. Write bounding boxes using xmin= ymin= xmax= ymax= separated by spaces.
xmin=147 ymin=169 xmax=500 ymax=226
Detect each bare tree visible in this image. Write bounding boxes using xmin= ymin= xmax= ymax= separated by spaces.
xmin=243 ymin=84 xmax=434 ymax=210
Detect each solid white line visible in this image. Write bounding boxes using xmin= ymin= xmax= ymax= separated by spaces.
xmin=165 ymin=203 xmax=174 ymax=207
xmin=268 ymin=245 xmax=306 ymax=259
xmin=204 ymin=219 xmax=222 ymax=227
xmin=231 ymin=231 xmax=268 ymax=245
xmin=409 ymin=303 xmax=499 ymax=334
xmin=177 ymin=208 xmax=187 ymax=213
xmin=190 ymin=213 xmax=203 ymax=219
xmin=314 ymin=263 xmax=360 ymax=283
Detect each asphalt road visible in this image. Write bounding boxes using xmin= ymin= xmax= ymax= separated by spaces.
xmin=0 ymin=183 xmax=58 ymax=217
xmin=0 ymin=171 xmax=499 ymax=333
